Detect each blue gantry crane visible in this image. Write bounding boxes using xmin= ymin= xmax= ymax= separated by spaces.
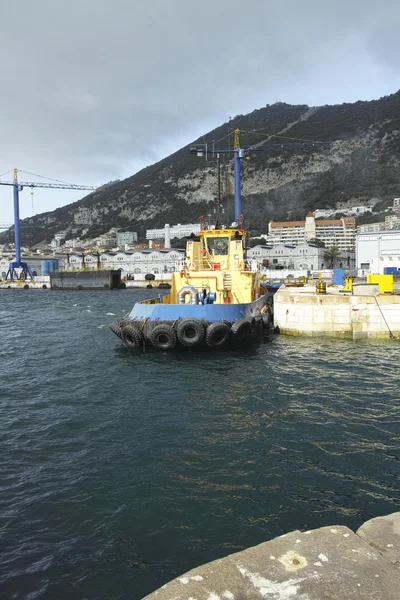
xmin=0 ymin=169 xmax=100 ymax=280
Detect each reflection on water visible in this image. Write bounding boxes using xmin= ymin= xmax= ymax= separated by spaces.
xmin=0 ymin=290 xmax=399 ymax=599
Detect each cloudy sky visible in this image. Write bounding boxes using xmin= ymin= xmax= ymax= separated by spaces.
xmin=0 ymin=0 xmax=399 ymax=224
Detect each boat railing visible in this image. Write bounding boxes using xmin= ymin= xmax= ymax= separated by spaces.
xmin=175 ymin=259 xmax=258 ymax=272
xmin=174 ymin=259 xmax=260 ymax=273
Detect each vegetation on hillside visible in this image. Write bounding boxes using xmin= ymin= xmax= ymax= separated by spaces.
xmin=1 ymin=91 xmax=400 ymax=247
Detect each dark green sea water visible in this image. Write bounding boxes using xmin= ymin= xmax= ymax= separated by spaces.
xmin=0 ymin=290 xmax=399 ymax=600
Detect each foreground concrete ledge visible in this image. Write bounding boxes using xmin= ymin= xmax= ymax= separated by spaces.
xmin=357 ymin=512 xmax=400 ymax=568
xmin=144 ymin=513 xmax=400 ymax=600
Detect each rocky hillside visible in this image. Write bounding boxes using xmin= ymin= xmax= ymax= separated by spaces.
xmin=2 ymin=91 xmax=400 ymax=245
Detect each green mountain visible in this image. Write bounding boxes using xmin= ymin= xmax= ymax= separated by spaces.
xmin=2 ymin=90 xmax=400 ymax=245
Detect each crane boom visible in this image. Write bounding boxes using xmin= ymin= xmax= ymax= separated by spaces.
xmin=0 ymin=181 xmax=98 ymax=191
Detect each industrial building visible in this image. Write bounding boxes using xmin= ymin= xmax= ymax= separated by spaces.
xmin=356 ymin=230 xmax=400 ymax=275
xmin=0 ymin=249 xmax=185 ymax=279
xmin=65 ymin=249 xmax=185 ymax=276
xmin=247 ymin=243 xmax=355 ymax=271
xmin=0 ymin=256 xmax=65 ymax=278
xmin=268 ymin=212 xmax=356 ymax=251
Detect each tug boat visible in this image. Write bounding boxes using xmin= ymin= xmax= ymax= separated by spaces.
xmin=109 ymin=224 xmax=273 ymax=350
xmin=109 ymin=136 xmax=275 ymax=350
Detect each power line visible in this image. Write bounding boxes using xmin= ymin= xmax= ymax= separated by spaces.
xmin=239 ymin=129 xmax=331 ymax=145
xmin=0 ymin=169 xmax=14 ymax=179
xmin=17 ymin=169 xmax=75 ymax=186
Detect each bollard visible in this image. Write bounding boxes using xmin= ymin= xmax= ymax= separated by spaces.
xmin=343 ymin=277 xmax=355 ymax=292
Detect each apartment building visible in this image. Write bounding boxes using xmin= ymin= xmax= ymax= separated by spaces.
xmin=268 ymin=212 xmax=356 ymax=250
xmin=116 ymin=231 xmax=138 ymax=246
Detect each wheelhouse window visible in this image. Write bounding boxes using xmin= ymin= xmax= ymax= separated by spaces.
xmin=206 ymin=237 xmax=229 ymax=255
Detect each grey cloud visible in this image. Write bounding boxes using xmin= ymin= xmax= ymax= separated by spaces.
xmin=0 ymin=0 xmax=399 ymax=222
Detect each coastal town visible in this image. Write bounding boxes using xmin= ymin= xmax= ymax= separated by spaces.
xmin=1 ymin=198 xmax=400 ymax=280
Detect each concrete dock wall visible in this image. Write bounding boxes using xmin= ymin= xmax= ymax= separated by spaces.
xmin=274 ymin=285 xmax=400 ymax=339
xmin=50 ymin=269 xmax=121 ymax=290
xmin=144 ymin=512 xmax=400 ymax=600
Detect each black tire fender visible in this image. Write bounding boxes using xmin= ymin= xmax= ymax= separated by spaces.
xmin=231 ymin=318 xmax=252 ymax=341
xmin=119 ymin=318 xmax=132 ymax=329
xmin=176 ymin=318 xmax=204 ymax=347
xmin=252 ymin=316 xmax=263 ymax=334
xmin=262 ymin=312 xmax=271 ymax=328
xmin=109 ymin=322 xmax=123 ymax=339
xmin=121 ymin=323 xmax=143 ymax=349
xmin=205 ymin=322 xmax=231 ymax=348
xmin=150 ymin=324 xmax=177 ymax=350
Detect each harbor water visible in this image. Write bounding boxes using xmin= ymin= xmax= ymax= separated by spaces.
xmin=0 ymin=290 xmax=399 ymax=600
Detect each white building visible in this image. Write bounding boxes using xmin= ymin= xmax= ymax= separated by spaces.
xmin=385 ymin=215 xmax=400 ymax=230
xmin=357 ymin=216 xmax=400 ymax=234
xmin=97 ymin=234 xmax=116 ymax=249
xmin=146 ymin=223 xmax=201 ymax=240
xmin=358 ymin=222 xmax=385 ymax=233
xmin=393 ymin=198 xmax=400 ymax=213
xmin=356 ymin=230 xmax=400 ymax=275
xmin=268 ymin=212 xmax=356 ymax=251
xmin=116 ymin=231 xmax=138 ymax=246
xmin=64 ymin=238 xmax=81 ymax=249
xmin=247 ymin=243 xmax=355 ymax=271
xmin=50 ymin=234 xmax=65 ymax=249
xmin=65 ymin=249 xmax=185 ymax=276
xmin=314 ymin=206 xmax=371 ymax=219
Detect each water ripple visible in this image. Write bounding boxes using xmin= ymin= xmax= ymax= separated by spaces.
xmin=0 ymin=290 xmax=399 ymax=599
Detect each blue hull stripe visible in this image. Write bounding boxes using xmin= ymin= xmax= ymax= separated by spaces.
xmin=129 ymin=294 xmax=268 ymax=322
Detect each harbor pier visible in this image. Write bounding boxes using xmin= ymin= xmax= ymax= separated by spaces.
xmin=273 ymin=279 xmax=400 ymax=340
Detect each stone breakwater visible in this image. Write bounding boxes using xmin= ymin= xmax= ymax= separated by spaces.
xmin=144 ymin=512 xmax=400 ymax=600
xmin=273 ymin=284 xmax=400 ymax=340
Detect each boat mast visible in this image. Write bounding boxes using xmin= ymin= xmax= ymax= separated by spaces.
xmin=215 ymin=153 xmax=221 ymax=229
xmin=233 ymin=129 xmax=242 ymax=225
xmin=191 ymin=130 xmax=243 ymax=226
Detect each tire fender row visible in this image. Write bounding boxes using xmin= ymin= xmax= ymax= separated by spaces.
xmin=116 ymin=314 xmax=269 ymax=351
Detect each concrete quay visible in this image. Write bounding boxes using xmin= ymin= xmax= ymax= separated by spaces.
xmin=0 ymin=280 xmax=49 ymax=290
xmin=144 ymin=512 xmax=400 ymax=600
xmin=273 ymin=283 xmax=400 ymax=340
xmin=0 ymin=278 xmax=171 ymax=290
xmin=0 ymin=275 xmax=171 ymax=290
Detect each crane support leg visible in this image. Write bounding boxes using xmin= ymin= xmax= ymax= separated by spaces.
xmin=6 ymin=261 xmax=33 ymax=281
